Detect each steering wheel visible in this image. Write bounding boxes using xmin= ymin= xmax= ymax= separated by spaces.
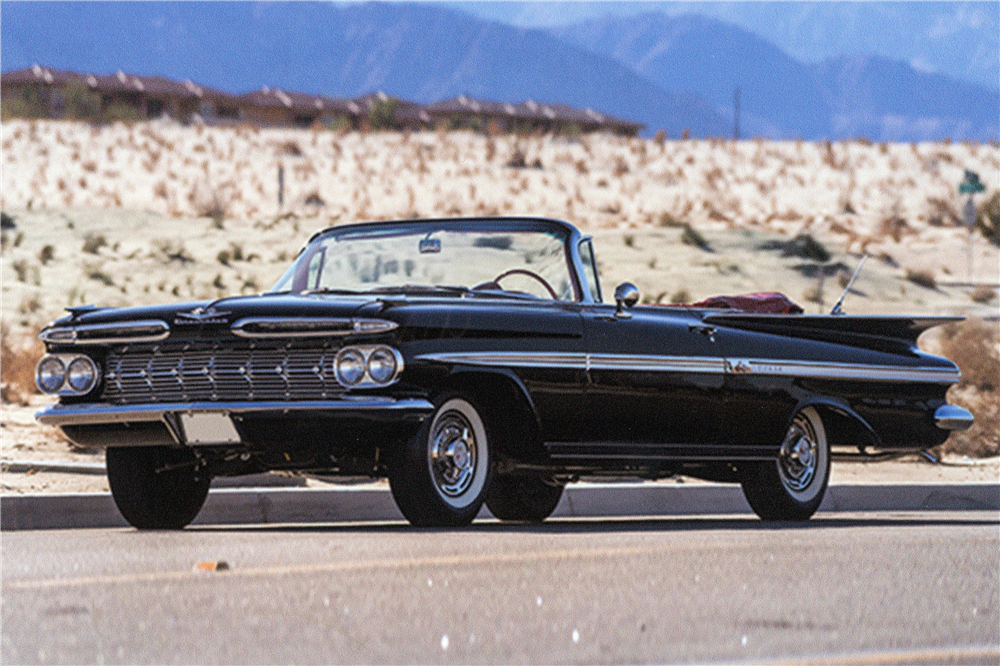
xmin=487 ymin=268 xmax=559 ymax=300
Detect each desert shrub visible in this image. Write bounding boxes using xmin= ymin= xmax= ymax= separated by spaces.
xmin=86 ymin=267 xmax=114 ymax=286
xmin=905 ymin=268 xmax=936 ymax=289
xmin=38 ymin=244 xmax=55 ymax=265
xmin=1 ymin=212 xmax=16 ymax=229
xmin=62 ymin=82 xmax=102 ymax=121
xmin=680 ymin=225 xmax=711 ymax=251
xmin=280 ymin=140 xmax=303 ymax=156
xmin=11 ymin=259 xmax=29 ymax=282
xmin=623 ymin=234 xmax=635 ymax=248
xmin=933 ymin=319 xmax=1000 ymax=457
xmin=760 ymin=234 xmax=830 ymax=262
xmin=506 ymin=147 xmax=527 ymax=168
xmin=0 ymin=90 xmax=46 ymax=119
xmin=977 ymin=191 xmax=1000 ymax=246
xmin=151 ymin=239 xmax=194 ymax=264
xmin=970 ymin=285 xmax=996 ymax=304
xmin=669 ymin=289 xmax=690 ymax=304
xmin=82 ymin=232 xmax=108 ymax=254
xmin=0 ymin=324 xmax=44 ymax=404
xmin=193 ymin=187 xmax=230 ymax=224
xmin=657 ymin=212 xmax=685 ymax=228
xmin=368 ymin=97 xmax=399 ymax=131
xmin=102 ymin=101 xmax=142 ymax=124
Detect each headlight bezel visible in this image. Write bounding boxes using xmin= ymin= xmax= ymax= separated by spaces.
xmin=36 ymin=353 xmax=101 ymax=396
xmin=334 ymin=345 xmax=403 ymax=388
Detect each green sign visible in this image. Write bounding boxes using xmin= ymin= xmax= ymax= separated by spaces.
xmin=959 ymin=170 xmax=985 ymax=194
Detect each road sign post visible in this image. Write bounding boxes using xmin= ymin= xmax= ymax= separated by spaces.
xmin=959 ymin=171 xmax=985 ymax=281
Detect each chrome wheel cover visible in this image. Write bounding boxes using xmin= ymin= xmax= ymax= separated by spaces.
xmin=429 ymin=409 xmax=478 ymax=499
xmin=778 ymin=411 xmax=820 ymax=493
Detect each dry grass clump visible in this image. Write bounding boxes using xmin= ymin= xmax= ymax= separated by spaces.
xmin=0 ymin=323 xmax=43 ymax=405
xmin=904 ymin=268 xmax=937 ymax=289
xmin=680 ymin=225 xmax=711 ymax=252
xmin=970 ymin=285 xmax=996 ymax=304
xmin=933 ymin=319 xmax=1000 ymax=458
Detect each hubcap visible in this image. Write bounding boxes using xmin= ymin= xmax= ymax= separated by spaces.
xmin=778 ymin=413 xmax=818 ymax=491
xmin=429 ymin=411 xmax=477 ymax=497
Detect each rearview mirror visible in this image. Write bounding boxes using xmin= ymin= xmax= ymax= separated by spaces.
xmin=614 ymin=282 xmax=639 ymax=318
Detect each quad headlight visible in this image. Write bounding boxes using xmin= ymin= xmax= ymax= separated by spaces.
xmin=334 ymin=348 xmax=367 ymax=386
xmin=366 ymin=348 xmax=398 ymax=384
xmin=334 ymin=345 xmax=403 ymax=388
xmin=36 ymin=354 xmax=101 ymax=395
xmin=36 ymin=356 xmax=67 ymax=394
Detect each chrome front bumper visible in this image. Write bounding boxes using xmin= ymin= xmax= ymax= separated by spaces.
xmin=934 ymin=404 xmax=974 ymax=431
xmin=36 ymin=397 xmax=435 ymax=428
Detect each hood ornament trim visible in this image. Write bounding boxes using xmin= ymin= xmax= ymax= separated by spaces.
xmin=231 ymin=317 xmax=398 ymax=338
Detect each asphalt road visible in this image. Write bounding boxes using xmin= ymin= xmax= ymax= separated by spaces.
xmin=3 ymin=512 xmax=998 ymax=665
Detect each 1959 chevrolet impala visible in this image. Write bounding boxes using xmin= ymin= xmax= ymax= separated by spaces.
xmin=35 ymin=217 xmax=973 ymax=528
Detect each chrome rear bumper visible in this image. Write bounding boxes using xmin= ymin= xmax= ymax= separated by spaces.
xmin=934 ymin=404 xmax=974 ymax=431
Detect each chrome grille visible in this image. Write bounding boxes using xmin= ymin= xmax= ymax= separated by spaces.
xmin=101 ymin=342 xmax=346 ymax=404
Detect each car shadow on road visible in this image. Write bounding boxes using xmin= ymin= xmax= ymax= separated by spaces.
xmin=191 ymin=512 xmax=1000 ymax=535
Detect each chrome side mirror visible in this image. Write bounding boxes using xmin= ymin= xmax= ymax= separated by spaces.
xmin=614 ymin=282 xmax=639 ymax=318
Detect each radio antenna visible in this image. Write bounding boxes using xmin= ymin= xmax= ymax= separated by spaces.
xmin=830 ymin=255 xmax=867 ymax=315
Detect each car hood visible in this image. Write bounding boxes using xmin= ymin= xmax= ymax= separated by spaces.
xmin=44 ymin=294 xmax=382 ymax=331
xmin=42 ymin=292 xmax=586 ymax=344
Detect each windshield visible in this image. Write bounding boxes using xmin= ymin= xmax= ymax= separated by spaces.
xmin=272 ymin=221 xmax=579 ymax=300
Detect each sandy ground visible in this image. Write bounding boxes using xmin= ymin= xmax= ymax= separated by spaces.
xmin=1 ymin=122 xmax=998 ymax=494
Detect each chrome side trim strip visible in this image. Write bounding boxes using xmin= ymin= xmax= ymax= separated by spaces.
xmin=231 ymin=317 xmax=398 ymax=339
xmin=417 ymin=351 xmax=958 ymax=383
xmin=587 ymin=353 xmax=727 ymax=374
xmin=36 ymin=398 xmax=435 ymax=427
xmin=39 ymin=320 xmax=170 ymax=345
xmin=934 ymin=404 xmax=974 ymax=430
xmin=726 ymin=358 xmax=960 ymax=384
xmin=416 ymin=352 xmax=588 ymax=369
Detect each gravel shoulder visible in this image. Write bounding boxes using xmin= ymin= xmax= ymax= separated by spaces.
xmin=3 ymin=396 xmax=996 ymax=495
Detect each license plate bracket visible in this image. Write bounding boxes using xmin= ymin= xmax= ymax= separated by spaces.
xmin=179 ymin=413 xmax=241 ymax=445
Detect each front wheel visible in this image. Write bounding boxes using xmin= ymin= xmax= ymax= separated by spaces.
xmin=106 ymin=446 xmax=211 ymax=529
xmin=388 ymin=395 xmax=493 ymax=527
xmin=740 ymin=407 xmax=830 ymax=521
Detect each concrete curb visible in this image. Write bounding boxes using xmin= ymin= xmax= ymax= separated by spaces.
xmin=2 ymin=483 xmax=997 ymax=531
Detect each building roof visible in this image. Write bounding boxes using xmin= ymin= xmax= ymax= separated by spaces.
xmin=2 ymin=66 xmax=644 ymax=132
xmin=1 ymin=65 xmax=235 ymax=102
xmin=237 ymin=87 xmax=357 ymax=114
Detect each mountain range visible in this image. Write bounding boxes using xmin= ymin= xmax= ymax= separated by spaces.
xmin=2 ymin=2 xmax=996 ymax=141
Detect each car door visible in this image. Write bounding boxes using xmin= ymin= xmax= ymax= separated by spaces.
xmin=578 ymin=304 xmax=726 ymax=449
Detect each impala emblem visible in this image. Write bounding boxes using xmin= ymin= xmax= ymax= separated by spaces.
xmin=174 ymin=307 xmax=231 ymax=325
xmin=726 ymin=359 xmax=753 ymax=374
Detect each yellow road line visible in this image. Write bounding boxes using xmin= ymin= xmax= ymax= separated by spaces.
xmin=3 ymin=543 xmax=675 ymax=591
xmin=764 ymin=644 xmax=1000 ymax=665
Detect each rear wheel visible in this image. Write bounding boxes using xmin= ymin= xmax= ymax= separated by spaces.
xmin=106 ymin=446 xmax=211 ymax=529
xmin=486 ymin=474 xmax=564 ymax=523
xmin=388 ymin=395 xmax=493 ymax=527
xmin=740 ymin=407 xmax=829 ymax=521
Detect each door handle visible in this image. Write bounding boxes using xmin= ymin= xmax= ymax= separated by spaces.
xmin=688 ymin=324 xmax=717 ymax=341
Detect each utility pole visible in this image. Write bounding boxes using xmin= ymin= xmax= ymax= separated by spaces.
xmin=733 ymin=87 xmax=741 ymax=141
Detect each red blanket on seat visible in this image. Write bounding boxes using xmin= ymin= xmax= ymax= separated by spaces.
xmin=664 ymin=292 xmax=804 ymax=314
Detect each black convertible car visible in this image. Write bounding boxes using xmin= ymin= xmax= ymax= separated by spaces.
xmin=35 ymin=217 xmax=972 ymax=527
